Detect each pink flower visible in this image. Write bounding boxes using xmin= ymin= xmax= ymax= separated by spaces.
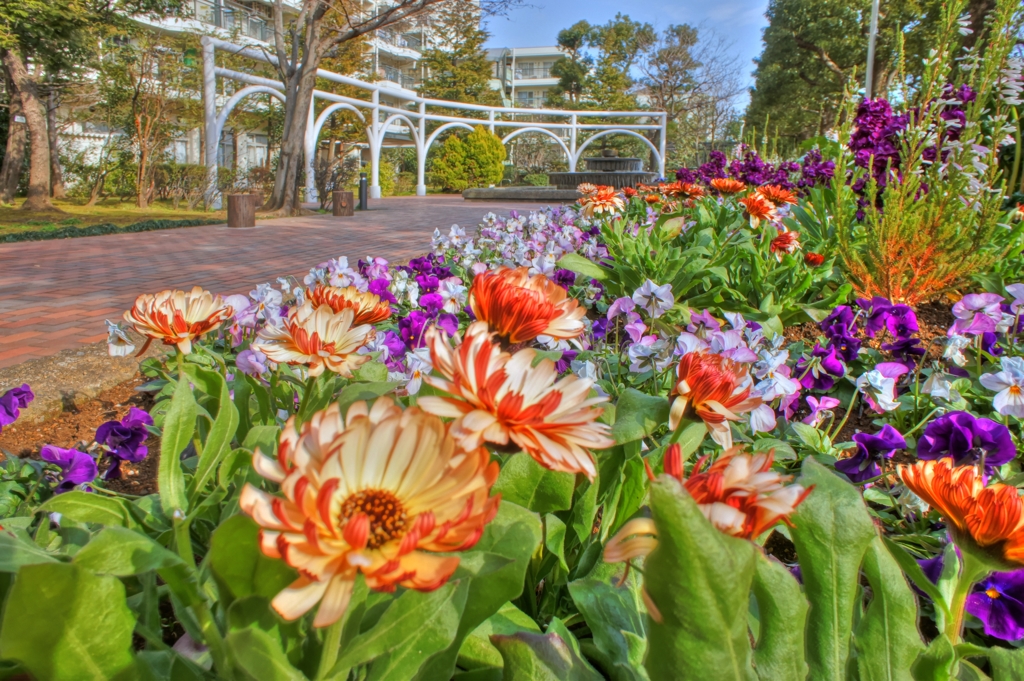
xmin=951 ymin=293 xmax=1004 ymax=336
xmin=802 ymin=395 xmax=841 ymax=427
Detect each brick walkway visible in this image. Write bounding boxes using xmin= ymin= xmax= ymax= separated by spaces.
xmin=0 ymin=195 xmax=547 ymax=368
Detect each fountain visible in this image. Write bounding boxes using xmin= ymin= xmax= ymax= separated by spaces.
xmin=548 ymin=149 xmax=659 ymax=190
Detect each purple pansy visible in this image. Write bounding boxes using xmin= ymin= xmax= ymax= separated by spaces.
xmin=835 ymin=424 xmax=907 ymax=482
xmin=41 ymin=445 xmax=98 ymax=493
xmin=398 ymin=311 xmax=431 ymax=349
xmin=917 ymin=411 xmax=1016 ymax=472
xmin=415 ymin=274 xmax=440 ymax=294
xmin=236 ymin=349 xmax=269 ymax=377
xmin=435 ymin=313 xmax=459 ymax=337
xmin=95 ymin=408 xmax=153 ymax=480
xmin=965 ymin=570 xmax=1024 ymax=641
xmin=419 ymin=292 xmax=444 ymax=315
xmin=951 ymin=293 xmax=1004 ymax=336
xmin=797 ymin=344 xmax=846 ymax=391
xmin=857 ymin=297 xmax=893 ymax=337
xmin=687 ymin=310 xmax=721 ymax=338
xmin=368 ymin=278 xmax=398 ymax=304
xmin=0 ymin=384 xmax=34 ymax=432
xmin=882 ymin=337 xmax=926 ymax=371
xmin=552 ymin=269 xmax=576 ymax=290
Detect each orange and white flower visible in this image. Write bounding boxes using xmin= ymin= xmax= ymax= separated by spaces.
xmin=669 ymin=351 xmax=761 ymax=448
xmin=469 ymin=267 xmax=585 ymax=344
xmin=710 ymin=178 xmax=747 ymax=194
xmin=577 ymin=182 xmax=598 ymax=196
xmin=240 ymin=399 xmax=499 ymax=627
xmin=756 ymin=184 xmax=798 ymax=207
xmin=306 ymin=284 xmax=391 ymax=325
xmin=124 ymin=286 xmax=233 ymax=355
xmin=253 ymin=301 xmax=374 ymax=377
xmin=604 ymin=445 xmax=810 ymax=621
xmin=901 ymin=459 xmax=1024 ymax=567
xmin=419 ymin=322 xmax=614 ymax=480
xmin=738 ymin=195 xmax=778 ymax=225
xmin=769 ymin=230 xmax=801 ymax=257
xmin=579 ymin=186 xmax=625 ymax=218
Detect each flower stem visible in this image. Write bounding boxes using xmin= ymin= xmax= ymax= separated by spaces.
xmin=827 ymin=390 xmax=858 ymax=441
xmin=316 ymin=617 xmax=346 ymax=680
xmin=945 ymin=553 xmax=990 ymax=644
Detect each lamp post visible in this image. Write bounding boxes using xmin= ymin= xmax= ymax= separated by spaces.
xmin=865 ymin=0 xmax=881 ymax=99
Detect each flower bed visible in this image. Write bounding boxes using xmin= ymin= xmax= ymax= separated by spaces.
xmin=4 ymin=168 xmax=1024 ymax=679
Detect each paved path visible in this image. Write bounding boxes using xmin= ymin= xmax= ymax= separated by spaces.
xmin=0 ymin=196 xmax=547 ymax=368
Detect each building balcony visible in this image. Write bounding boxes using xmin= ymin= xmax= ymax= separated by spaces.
xmin=194 ymin=0 xmax=272 ymax=42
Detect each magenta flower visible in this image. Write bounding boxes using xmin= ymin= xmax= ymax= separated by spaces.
xmin=41 ymin=445 xmax=98 ymax=492
xmin=917 ymin=411 xmax=1016 ymax=472
xmin=607 ymin=297 xmax=635 ymax=320
xmin=802 ymin=395 xmax=841 ymax=427
xmin=951 ymin=293 xmax=1004 ymax=336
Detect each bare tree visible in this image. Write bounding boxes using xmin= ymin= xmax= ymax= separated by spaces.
xmin=263 ymin=0 xmax=521 ymax=215
xmin=45 ymin=79 xmax=67 ymax=199
xmin=0 ymin=65 xmax=27 ymax=204
xmin=2 ymin=49 xmax=53 ymax=210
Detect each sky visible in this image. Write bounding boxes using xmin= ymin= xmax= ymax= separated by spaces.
xmin=483 ymin=0 xmax=771 ymax=90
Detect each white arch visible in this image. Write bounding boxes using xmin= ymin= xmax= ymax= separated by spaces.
xmin=312 ymin=102 xmax=366 ymax=141
xmin=502 ymin=127 xmax=572 ymax=166
xmin=425 ymin=122 xmax=476 ymax=155
xmin=376 ymin=113 xmax=421 ymax=148
xmin=214 ymin=86 xmax=285 ymax=140
xmin=574 ymin=130 xmax=662 ymax=173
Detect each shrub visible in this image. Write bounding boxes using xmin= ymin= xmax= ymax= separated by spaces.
xmin=430 ymin=125 xmax=506 ymax=192
xmin=523 ymin=173 xmax=549 ymax=186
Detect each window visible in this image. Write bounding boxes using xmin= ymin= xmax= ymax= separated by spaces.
xmin=247 ymin=134 xmax=268 ymax=168
xmin=171 ymin=139 xmax=188 ymax=164
xmin=516 ymin=91 xmax=535 ymax=107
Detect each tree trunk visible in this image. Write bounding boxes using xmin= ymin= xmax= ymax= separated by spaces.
xmin=46 ymin=84 xmax=66 ymax=199
xmin=2 ymin=49 xmax=53 ymax=210
xmin=85 ymin=171 xmax=107 ymax=206
xmin=266 ymin=63 xmax=319 ymax=214
xmin=0 ymin=65 xmax=26 ymax=204
xmin=136 ymin=145 xmax=150 ymax=209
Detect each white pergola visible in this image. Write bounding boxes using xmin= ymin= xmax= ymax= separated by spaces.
xmin=201 ymin=36 xmax=668 ymax=202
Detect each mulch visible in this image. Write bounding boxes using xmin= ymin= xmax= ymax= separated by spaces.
xmin=0 ymin=375 xmax=159 ymax=496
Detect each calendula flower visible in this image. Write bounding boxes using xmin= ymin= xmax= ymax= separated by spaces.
xmin=710 ymin=178 xmax=747 ymax=194
xmin=469 ymin=267 xmax=585 ymax=344
xmin=579 ymin=186 xmax=625 ymax=218
xmin=738 ymin=195 xmax=777 ymax=224
xmin=755 ymin=184 xmax=798 ymax=206
xmin=577 ymin=182 xmax=598 ymax=196
xmin=900 ymin=458 xmax=1024 ymax=568
xmin=769 ymin=231 xmax=801 ymax=256
xmin=669 ymin=351 xmax=761 ymax=448
xmin=124 ymin=286 xmax=233 ymax=355
xmin=419 ymin=322 xmax=614 ymax=480
xmin=240 ymin=399 xmax=499 ymax=627
xmin=306 ymin=284 xmax=391 ymax=325
xmin=253 ymin=301 xmax=374 ymax=377
xmin=604 ymin=446 xmax=811 ymax=621
xmin=804 ymin=252 xmax=825 ymax=267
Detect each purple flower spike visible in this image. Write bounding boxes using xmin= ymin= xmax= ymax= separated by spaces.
xmin=835 ymin=424 xmax=906 ymax=482
xmin=966 ymin=570 xmax=1024 ymax=641
xmin=41 ymin=445 xmax=98 ymax=493
xmin=917 ymin=411 xmax=1016 ymax=472
xmin=96 ymin=407 xmax=154 ymax=480
xmin=0 ymin=383 xmax=34 ymax=432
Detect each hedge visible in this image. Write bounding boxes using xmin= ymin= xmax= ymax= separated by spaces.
xmin=0 ymin=218 xmax=223 ymax=243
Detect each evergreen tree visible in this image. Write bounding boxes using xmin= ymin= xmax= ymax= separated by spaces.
xmin=418 ymin=0 xmax=501 ymax=106
xmin=546 ymin=21 xmax=592 ymax=107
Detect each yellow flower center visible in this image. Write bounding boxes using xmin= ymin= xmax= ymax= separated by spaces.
xmin=341 ymin=489 xmax=408 ymax=549
xmin=987 ymin=588 xmax=1001 ymax=599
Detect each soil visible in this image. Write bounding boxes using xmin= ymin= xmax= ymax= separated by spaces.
xmin=763 ymin=529 xmax=797 ymax=564
xmin=0 ymin=375 xmax=159 ymax=496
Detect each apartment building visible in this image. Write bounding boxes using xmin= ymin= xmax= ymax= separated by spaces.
xmin=486 ymin=46 xmax=564 ymax=108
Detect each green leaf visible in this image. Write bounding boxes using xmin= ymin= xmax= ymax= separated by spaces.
xmin=852 ymin=536 xmax=926 ymax=680
xmin=352 ymin=360 xmax=389 ymax=383
xmin=330 ymin=581 xmax=466 ymax=679
xmin=750 ymin=438 xmax=797 ymax=460
xmin=989 ymin=646 xmax=1024 ymax=681
xmin=160 ymin=374 xmax=197 ymax=516
xmin=751 ymin=553 xmax=808 ymax=681
xmin=568 ymin=568 xmax=649 ymax=681
xmin=789 ymin=458 xmax=876 ymax=681
xmin=644 ymin=478 xmax=757 ymax=680
xmin=493 ymin=455 xmax=574 ymax=514
xmin=187 ymin=367 xmax=239 ymax=505
xmin=911 ymin=634 xmax=957 ymax=681
xmin=40 ymin=492 xmax=139 ymax=528
xmin=457 ymin=603 xmax=541 ymax=671
xmin=881 ymin=537 xmax=949 ymax=616
xmin=73 ymin=527 xmax=183 ymax=576
xmin=336 ymin=381 xmax=400 ymax=415
xmin=242 ymin=424 xmax=280 ymax=457
xmin=225 ymin=627 xmax=307 ymax=681
xmin=544 ymin=514 xmax=568 ymax=572
xmin=0 ymin=562 xmax=135 ymax=680
xmin=557 ymin=253 xmax=608 ymax=281
xmin=611 ymin=389 xmax=670 ymax=444
xmin=491 ymin=632 xmax=604 ymax=681
xmin=208 ymin=514 xmax=297 ymax=606
xmin=672 ymin=420 xmax=709 ymax=460
xmin=414 ymin=502 xmax=543 ymax=680
xmin=0 ymin=531 xmax=58 ymax=571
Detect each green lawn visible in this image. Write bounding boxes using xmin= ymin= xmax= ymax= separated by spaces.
xmin=0 ymin=198 xmax=227 ymax=237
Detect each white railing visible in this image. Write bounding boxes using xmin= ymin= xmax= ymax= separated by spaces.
xmin=201 ymin=36 xmax=668 ymax=203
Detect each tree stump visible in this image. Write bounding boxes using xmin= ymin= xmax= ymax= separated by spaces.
xmin=227 ymin=194 xmax=256 ymax=228
xmin=333 ymin=190 xmax=354 ymax=217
